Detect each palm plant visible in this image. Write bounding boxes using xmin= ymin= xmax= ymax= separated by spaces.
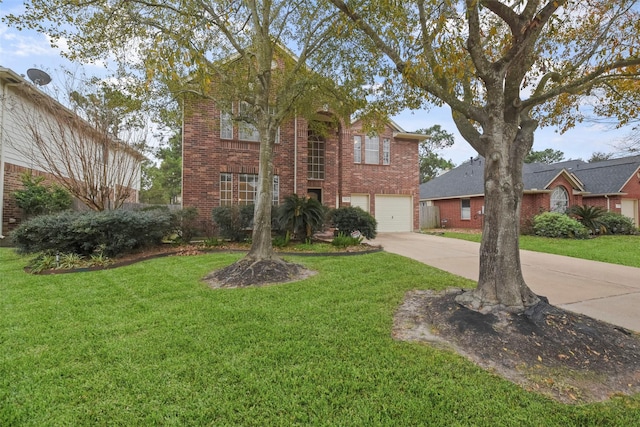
xmin=568 ymin=205 xmax=607 ymax=235
xmin=276 ymin=194 xmax=326 ymax=242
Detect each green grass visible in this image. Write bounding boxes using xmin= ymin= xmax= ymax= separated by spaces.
xmin=1 ymin=248 xmax=639 ymax=425
xmin=441 ymin=232 xmax=640 ymax=268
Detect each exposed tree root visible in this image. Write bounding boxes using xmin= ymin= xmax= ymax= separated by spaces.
xmin=203 ymin=257 xmax=316 ymax=288
xmin=394 ymin=288 xmax=640 ymax=403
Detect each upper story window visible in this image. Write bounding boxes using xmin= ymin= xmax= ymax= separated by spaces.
xmin=382 ymin=138 xmax=390 ymax=165
xmin=354 ymin=135 xmax=362 ymax=163
xmin=308 ymin=131 xmax=325 ymax=180
xmin=550 ymin=186 xmax=569 ymax=212
xmin=220 ymin=111 xmax=233 ymax=139
xmin=238 ymin=102 xmax=260 ymax=141
xmin=220 ymin=102 xmax=279 ymax=143
xmin=365 ymin=135 xmax=379 ymax=164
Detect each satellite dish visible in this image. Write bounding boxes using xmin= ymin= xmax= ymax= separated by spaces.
xmin=26 ymin=68 xmax=52 ymax=86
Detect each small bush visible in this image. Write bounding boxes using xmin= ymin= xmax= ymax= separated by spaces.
xmin=532 ymin=212 xmax=589 ymax=239
xmin=12 ymin=209 xmax=172 ymax=257
xmin=331 ymin=232 xmax=364 ymax=248
xmin=599 ymin=212 xmax=638 ymax=235
xmin=330 ymin=207 xmax=377 ymax=240
xmin=212 ymin=205 xmax=254 ymax=242
xmin=272 ymin=232 xmax=291 ymax=248
xmin=170 ymin=207 xmax=199 ymax=243
xmin=13 ymin=173 xmax=72 ymax=217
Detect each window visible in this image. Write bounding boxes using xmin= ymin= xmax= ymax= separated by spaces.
xmin=550 ymin=186 xmax=569 ymax=212
xmin=308 ymin=132 xmax=325 ymax=179
xmin=365 ymin=135 xmax=379 ymax=164
xmin=238 ymin=102 xmax=260 ymax=141
xmin=220 ymin=111 xmax=233 ymax=139
xmin=461 ymin=199 xmax=471 ymax=220
xmin=220 ymin=173 xmax=233 ymax=206
xmin=239 ymin=174 xmax=258 ymax=205
xmin=382 ymin=138 xmax=390 ymax=165
xmin=354 ymin=135 xmax=362 ymax=163
xmin=272 ymin=175 xmax=280 ymax=205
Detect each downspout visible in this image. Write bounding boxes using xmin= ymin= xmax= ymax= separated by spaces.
xmin=0 ymin=80 xmax=9 ymax=240
xmin=294 ymin=110 xmax=297 ymax=194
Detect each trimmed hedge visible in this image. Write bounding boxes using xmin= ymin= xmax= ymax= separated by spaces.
xmin=532 ymin=212 xmax=589 ymax=239
xmin=11 ymin=209 xmax=172 ymax=257
xmin=330 ymin=206 xmax=377 ymax=240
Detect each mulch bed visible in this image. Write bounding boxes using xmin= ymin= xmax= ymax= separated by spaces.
xmin=393 ymin=288 xmax=640 ymax=403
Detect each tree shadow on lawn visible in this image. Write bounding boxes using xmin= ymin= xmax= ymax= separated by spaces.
xmin=393 ymin=288 xmax=640 ymax=404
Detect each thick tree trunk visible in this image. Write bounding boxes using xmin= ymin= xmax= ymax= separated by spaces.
xmin=456 ymin=126 xmax=539 ymax=313
xmin=247 ymin=128 xmax=278 ymax=261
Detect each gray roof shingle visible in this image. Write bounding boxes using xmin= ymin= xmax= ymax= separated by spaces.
xmin=420 ymin=155 xmax=640 ymax=200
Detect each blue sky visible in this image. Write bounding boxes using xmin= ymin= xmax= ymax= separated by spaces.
xmin=1 ymin=0 xmax=634 ymax=166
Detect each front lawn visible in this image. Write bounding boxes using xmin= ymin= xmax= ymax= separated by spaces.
xmin=440 ymin=232 xmax=640 ymax=268
xmin=1 ymin=248 xmax=639 ymax=425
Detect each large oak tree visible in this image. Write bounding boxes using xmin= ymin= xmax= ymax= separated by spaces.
xmin=330 ymin=0 xmax=640 ymax=312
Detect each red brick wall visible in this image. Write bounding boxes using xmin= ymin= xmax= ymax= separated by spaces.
xmin=183 ymin=100 xmax=421 ymax=230
xmin=349 ymin=123 xmax=420 ymax=230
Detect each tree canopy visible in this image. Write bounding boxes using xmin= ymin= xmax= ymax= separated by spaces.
xmin=415 ymin=125 xmax=455 ymax=182
xmin=524 ymin=148 xmax=565 ymax=164
xmin=330 ymin=0 xmax=640 ymax=312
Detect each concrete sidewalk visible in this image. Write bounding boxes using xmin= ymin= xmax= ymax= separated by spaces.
xmin=369 ymin=232 xmax=640 ymax=332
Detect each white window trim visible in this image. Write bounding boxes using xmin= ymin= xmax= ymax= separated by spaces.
xmin=365 ymin=135 xmax=379 ymax=164
xmin=354 ymin=135 xmax=362 ymax=163
xmin=550 ymin=186 xmax=569 ymax=213
xmin=461 ymin=199 xmax=471 ymax=220
xmin=220 ymin=173 xmax=233 ymax=206
xmin=220 ymin=111 xmax=233 ymax=139
xmin=382 ymin=138 xmax=390 ymax=165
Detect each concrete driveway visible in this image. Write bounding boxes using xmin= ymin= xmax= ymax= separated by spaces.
xmin=369 ymin=232 xmax=640 ymax=332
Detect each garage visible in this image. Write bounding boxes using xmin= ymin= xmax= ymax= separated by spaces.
xmin=350 ymin=194 xmax=370 ymax=212
xmin=374 ymin=195 xmax=413 ymax=232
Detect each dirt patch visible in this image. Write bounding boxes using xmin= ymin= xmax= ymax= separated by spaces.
xmin=203 ymin=257 xmax=316 ymax=289
xmin=393 ymin=288 xmax=640 ymax=404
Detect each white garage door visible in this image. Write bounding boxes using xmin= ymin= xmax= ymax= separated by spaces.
xmin=350 ymin=194 xmax=370 ymax=212
xmin=621 ymin=199 xmax=639 ymax=227
xmin=375 ymin=195 xmax=412 ymax=232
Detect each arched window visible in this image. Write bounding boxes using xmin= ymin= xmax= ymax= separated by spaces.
xmin=550 ymin=186 xmax=569 ymax=212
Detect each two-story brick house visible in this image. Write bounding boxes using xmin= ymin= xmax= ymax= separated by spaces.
xmin=182 ymin=99 xmax=426 ymax=233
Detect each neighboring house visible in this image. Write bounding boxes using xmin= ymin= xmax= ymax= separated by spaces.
xmin=420 ymin=155 xmax=640 ymax=229
xmin=182 ymin=100 xmax=426 ymax=232
xmin=0 ymin=66 xmax=142 ymax=243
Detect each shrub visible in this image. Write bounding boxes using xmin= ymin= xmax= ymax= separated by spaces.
xmin=12 ymin=209 xmax=172 ymax=257
xmin=532 ymin=212 xmax=589 ymax=239
xmin=13 ymin=173 xmax=72 ymax=217
xmin=330 ymin=206 xmax=377 ymax=240
xmin=568 ymin=205 xmax=607 ymax=234
xmin=212 ymin=205 xmax=254 ymax=242
xmin=170 ymin=207 xmax=199 ymax=243
xmin=599 ymin=212 xmax=638 ymax=235
xmin=331 ymin=232 xmax=364 ymax=248
xmin=276 ymin=195 xmax=327 ymax=242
